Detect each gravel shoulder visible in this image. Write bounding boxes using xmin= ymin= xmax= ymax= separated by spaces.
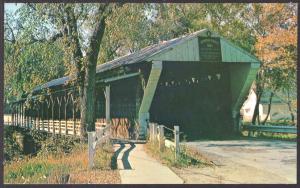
xmin=173 ymin=139 xmax=296 ymax=184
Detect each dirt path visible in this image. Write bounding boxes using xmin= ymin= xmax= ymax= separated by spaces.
xmin=113 ymin=143 xmax=183 ymax=184
xmin=177 ymin=139 xmax=296 ymax=184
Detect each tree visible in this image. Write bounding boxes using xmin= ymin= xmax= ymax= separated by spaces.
xmin=4 ymin=10 xmax=65 ymax=104
xmin=5 ymin=3 xmax=118 ymax=137
xmin=253 ymin=3 xmax=297 ymax=124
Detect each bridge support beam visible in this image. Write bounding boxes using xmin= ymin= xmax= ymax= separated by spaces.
xmin=138 ymin=61 xmax=163 ymax=139
xmin=231 ymin=63 xmax=260 ymax=133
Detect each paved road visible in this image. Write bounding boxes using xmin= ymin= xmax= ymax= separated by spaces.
xmin=113 ymin=143 xmax=183 ymax=184
xmin=185 ymin=139 xmax=297 ymax=183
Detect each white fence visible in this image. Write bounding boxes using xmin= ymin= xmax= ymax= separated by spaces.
xmin=149 ymin=123 xmax=180 ymax=160
xmin=88 ymin=124 xmax=111 ymax=169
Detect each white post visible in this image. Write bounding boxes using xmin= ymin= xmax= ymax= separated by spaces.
xmin=105 ymin=85 xmax=110 ymax=125
xmin=154 ymin=123 xmax=158 ymax=142
xmin=88 ymin=131 xmax=96 ymax=169
xmin=158 ymin=125 xmax=164 ymax=151
xmin=174 ymin=126 xmax=180 ymax=160
xmin=149 ymin=123 xmax=153 ymax=141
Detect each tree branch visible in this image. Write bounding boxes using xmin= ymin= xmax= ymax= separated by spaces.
xmin=27 ymin=32 xmax=63 ymax=45
xmin=4 ymin=22 xmax=16 ymax=43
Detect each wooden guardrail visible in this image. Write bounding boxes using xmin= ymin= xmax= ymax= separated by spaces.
xmin=149 ymin=123 xmax=180 ymax=160
xmin=88 ymin=124 xmax=111 ymax=169
xmin=6 ymin=116 xmax=109 ymax=137
xmin=243 ymin=124 xmax=297 ymax=136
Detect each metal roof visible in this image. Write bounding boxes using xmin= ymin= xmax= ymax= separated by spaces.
xmin=32 ymin=28 xmax=261 ymax=92
xmin=33 ymin=29 xmax=206 ymax=92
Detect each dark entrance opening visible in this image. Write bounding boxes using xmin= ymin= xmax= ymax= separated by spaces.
xmin=150 ymin=61 xmax=234 ymax=140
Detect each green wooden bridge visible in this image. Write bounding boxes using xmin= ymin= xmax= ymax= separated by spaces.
xmin=9 ymin=29 xmax=261 ymax=140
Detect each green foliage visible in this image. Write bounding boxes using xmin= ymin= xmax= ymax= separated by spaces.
xmin=37 ymin=135 xmax=81 ymax=157
xmin=4 ymin=40 xmax=65 ymax=102
xmin=4 ymin=126 xmax=23 ymax=162
xmin=4 ymin=125 xmax=81 ymax=163
xmin=5 ymin=161 xmax=55 ymax=183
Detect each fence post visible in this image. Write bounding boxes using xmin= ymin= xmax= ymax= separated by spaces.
xmin=154 ymin=123 xmax=158 ymax=142
xmin=149 ymin=123 xmax=153 ymax=141
xmin=158 ymin=125 xmax=164 ymax=151
xmin=88 ymin=131 xmax=96 ymax=169
xmin=174 ymin=126 xmax=180 ymax=160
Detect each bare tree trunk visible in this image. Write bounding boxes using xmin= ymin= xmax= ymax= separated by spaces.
xmin=261 ymin=92 xmax=274 ymax=125
xmin=286 ymin=90 xmax=295 ymax=124
xmin=63 ymin=4 xmax=112 ymax=139
xmin=252 ymin=70 xmax=265 ymax=125
xmin=252 ymin=91 xmax=262 ymax=125
xmin=80 ymin=11 xmax=108 ymax=137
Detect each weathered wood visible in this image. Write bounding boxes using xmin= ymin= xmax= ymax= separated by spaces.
xmin=165 ymin=139 xmax=175 ymax=148
xmin=88 ymin=124 xmax=111 ymax=169
xmin=71 ymin=94 xmax=76 ymax=136
xmin=37 ymin=105 xmax=40 ymax=130
xmin=57 ymin=96 xmax=62 ymax=134
xmin=88 ymin=131 xmax=96 ymax=169
xmin=149 ymin=123 xmax=157 ymax=142
xmin=105 ymin=85 xmax=111 ymax=125
xmin=158 ymin=125 xmax=165 ymax=151
xmin=64 ymin=93 xmax=69 ymax=135
xmin=149 ymin=123 xmax=154 ymax=141
xmin=46 ymin=98 xmax=50 ymax=132
xmin=50 ymin=95 xmax=55 ymax=135
xmin=41 ymin=102 xmax=44 ymax=131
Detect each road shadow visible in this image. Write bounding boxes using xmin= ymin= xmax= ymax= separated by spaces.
xmin=122 ymin=143 xmax=136 ymax=170
xmin=111 ymin=142 xmax=136 ymax=170
xmin=111 ymin=143 xmax=125 ymax=170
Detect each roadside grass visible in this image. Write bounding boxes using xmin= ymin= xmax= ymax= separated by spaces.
xmin=241 ymin=121 xmax=297 ymax=141
xmin=4 ymin=125 xmax=120 ymax=184
xmin=144 ymin=141 xmax=213 ymax=169
xmin=241 ymin=131 xmax=297 ymax=141
xmin=4 ymin=142 xmax=121 ymax=184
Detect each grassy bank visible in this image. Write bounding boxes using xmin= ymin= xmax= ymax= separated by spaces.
xmin=241 ymin=131 xmax=297 ymax=141
xmin=4 ymin=126 xmax=121 ymax=184
xmin=144 ymin=141 xmax=213 ymax=169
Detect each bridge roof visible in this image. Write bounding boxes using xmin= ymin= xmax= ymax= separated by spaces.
xmin=33 ymin=28 xmax=261 ymax=92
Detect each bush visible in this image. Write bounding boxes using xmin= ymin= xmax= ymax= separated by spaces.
xmin=37 ymin=135 xmax=81 ymax=157
xmin=4 ymin=126 xmax=24 ymax=162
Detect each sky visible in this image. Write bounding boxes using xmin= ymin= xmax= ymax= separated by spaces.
xmin=5 ymin=3 xmax=22 ymax=14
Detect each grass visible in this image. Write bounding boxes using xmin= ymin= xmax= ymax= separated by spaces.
xmin=144 ymin=140 xmax=213 ymax=169
xmin=4 ymin=142 xmax=121 ymax=184
xmin=4 ymin=126 xmax=120 ymax=184
xmin=241 ymin=131 xmax=297 ymax=141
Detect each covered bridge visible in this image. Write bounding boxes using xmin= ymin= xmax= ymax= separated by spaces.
xmin=11 ymin=29 xmax=261 ymax=140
